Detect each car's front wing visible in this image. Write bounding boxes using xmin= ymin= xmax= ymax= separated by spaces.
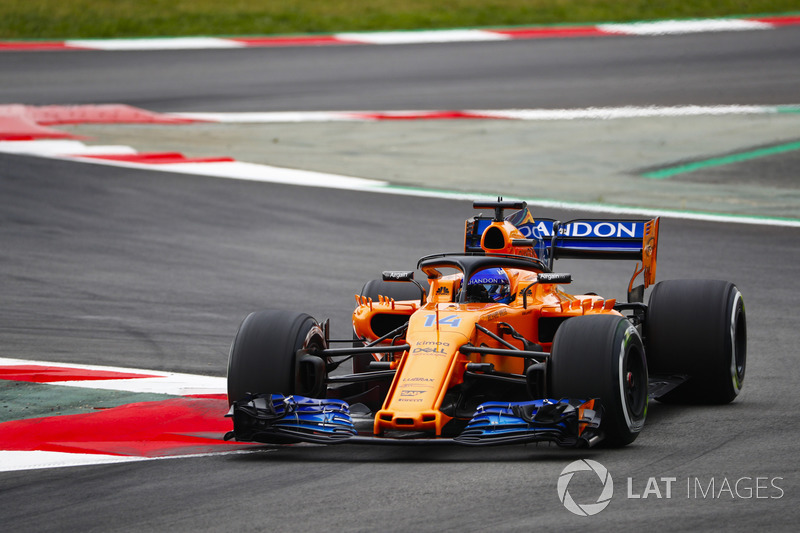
xmin=225 ymin=394 xmax=603 ymax=448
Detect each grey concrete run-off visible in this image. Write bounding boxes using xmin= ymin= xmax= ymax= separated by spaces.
xmin=66 ymin=111 xmax=800 ymax=219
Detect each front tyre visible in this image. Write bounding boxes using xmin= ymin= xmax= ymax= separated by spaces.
xmin=646 ymin=280 xmax=746 ymax=404
xmin=227 ymin=310 xmax=326 ymax=406
xmin=549 ymin=315 xmax=648 ymax=447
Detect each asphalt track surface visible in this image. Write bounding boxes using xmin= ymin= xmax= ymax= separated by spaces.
xmin=1 ymin=27 xmax=799 ymax=110
xmin=2 ymin=26 xmax=800 ymax=531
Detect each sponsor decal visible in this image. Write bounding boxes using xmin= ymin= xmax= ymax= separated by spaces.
xmin=402 ymin=377 xmax=435 ymax=383
xmin=411 ymin=340 xmax=451 ymax=356
xmin=382 ymin=271 xmax=414 ymax=281
xmin=436 ymin=286 xmax=450 ymax=295
xmin=411 ymin=346 xmax=447 ymax=355
xmin=537 ymin=273 xmax=572 ymax=284
xmin=399 ymin=384 xmax=433 ymax=391
xmin=475 ymin=218 xmax=644 ymax=242
xmin=521 ymin=220 xmax=641 ymax=239
xmin=481 ymin=309 xmax=508 ymax=322
xmin=470 ymin=273 xmax=506 ymax=284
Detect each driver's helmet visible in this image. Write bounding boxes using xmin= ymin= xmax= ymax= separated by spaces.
xmin=467 ymin=268 xmax=512 ymax=304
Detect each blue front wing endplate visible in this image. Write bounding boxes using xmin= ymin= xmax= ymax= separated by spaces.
xmin=225 ymin=393 xmax=358 ymax=444
xmin=226 ymin=394 xmax=602 ymax=447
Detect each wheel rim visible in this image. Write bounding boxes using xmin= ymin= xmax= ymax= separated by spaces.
xmin=624 ymin=346 xmax=648 ymax=420
xmin=730 ymin=291 xmax=746 ymax=393
xmin=297 ymin=324 xmax=327 ymax=396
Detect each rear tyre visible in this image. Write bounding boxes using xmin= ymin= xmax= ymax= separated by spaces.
xmin=646 ymin=279 xmax=746 ymax=404
xmin=227 ymin=310 xmax=325 ymax=405
xmin=352 ymin=278 xmax=428 ymax=373
xmin=549 ymin=315 xmax=648 ymax=447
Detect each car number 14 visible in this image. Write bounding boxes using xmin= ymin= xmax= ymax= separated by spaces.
xmin=422 ymin=314 xmax=462 ymax=328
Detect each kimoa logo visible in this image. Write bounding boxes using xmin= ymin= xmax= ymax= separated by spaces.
xmin=557 ymin=459 xmax=614 ymax=516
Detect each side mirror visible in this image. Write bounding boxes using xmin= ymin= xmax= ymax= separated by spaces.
xmin=381 ymin=271 xmax=426 ymax=305
xmin=382 ymin=271 xmax=415 ymax=282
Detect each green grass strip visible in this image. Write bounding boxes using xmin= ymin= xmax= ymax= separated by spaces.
xmin=1 ymin=1 xmax=800 ymax=39
xmin=642 ymin=141 xmax=800 ymax=179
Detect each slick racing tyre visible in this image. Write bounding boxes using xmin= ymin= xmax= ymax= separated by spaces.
xmin=645 ymin=279 xmax=746 ymax=404
xmin=227 ymin=310 xmax=326 ymax=405
xmin=352 ymin=278 xmax=428 ymax=373
xmin=549 ymin=315 xmax=648 ymax=447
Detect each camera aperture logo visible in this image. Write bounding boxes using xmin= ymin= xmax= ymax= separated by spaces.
xmin=557 ymin=459 xmax=614 ymax=516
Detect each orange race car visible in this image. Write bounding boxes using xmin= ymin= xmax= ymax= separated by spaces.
xmin=225 ymin=199 xmax=746 ymax=447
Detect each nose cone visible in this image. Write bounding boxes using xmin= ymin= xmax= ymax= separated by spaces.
xmin=374 ymin=308 xmax=477 ymax=436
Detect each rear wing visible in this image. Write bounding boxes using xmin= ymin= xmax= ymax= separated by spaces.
xmin=465 ymin=206 xmax=659 ymax=299
xmin=525 ymin=218 xmax=653 ymax=259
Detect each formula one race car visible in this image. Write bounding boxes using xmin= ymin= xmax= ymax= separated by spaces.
xmin=225 ymin=199 xmax=746 ymax=447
